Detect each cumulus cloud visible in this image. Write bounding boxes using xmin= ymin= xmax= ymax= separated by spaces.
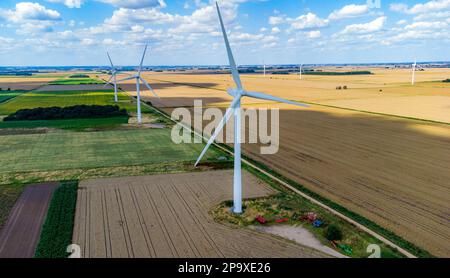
xmin=341 ymin=16 xmax=386 ymax=34
xmin=390 ymin=0 xmax=450 ymax=14
xmin=290 ymin=13 xmax=329 ymax=30
xmin=47 ymin=0 xmax=84 ymax=8
xmin=404 ymin=21 xmax=448 ymax=30
xmin=307 ymin=30 xmax=321 ymax=39
xmin=97 ymin=0 xmax=166 ymax=9
xmin=328 ymin=4 xmax=369 ymax=20
xmin=1 ymin=2 xmax=61 ymax=22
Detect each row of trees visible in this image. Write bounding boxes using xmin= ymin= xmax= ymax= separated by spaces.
xmin=4 ymin=105 xmax=127 ymax=121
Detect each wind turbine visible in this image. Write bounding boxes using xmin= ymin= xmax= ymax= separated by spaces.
xmin=263 ymin=61 xmax=266 ymax=77
xmin=411 ymin=59 xmax=417 ymax=85
xmin=116 ymin=44 xmax=158 ymax=124
xmin=195 ymin=2 xmax=309 ymax=214
xmin=299 ymin=64 xmax=303 ymax=80
xmin=104 ymin=52 xmax=120 ymax=102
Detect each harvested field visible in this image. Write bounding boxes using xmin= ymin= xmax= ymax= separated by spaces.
xmin=72 ymin=170 xmax=328 ymax=258
xmin=110 ymin=67 xmax=450 ymax=123
xmin=162 ymin=100 xmax=450 ymax=257
xmin=0 ymin=77 xmax=57 ymax=91
xmin=0 ymin=182 xmax=59 ymax=258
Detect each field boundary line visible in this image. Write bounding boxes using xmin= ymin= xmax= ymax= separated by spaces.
xmin=115 ymin=84 xmax=417 ymax=258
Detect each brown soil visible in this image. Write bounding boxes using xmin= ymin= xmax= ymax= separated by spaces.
xmin=0 ymin=182 xmax=59 ymax=258
xmin=72 ymin=170 xmax=329 ymax=258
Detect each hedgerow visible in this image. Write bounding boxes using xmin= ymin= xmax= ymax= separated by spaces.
xmin=34 ymin=181 xmax=78 ymax=258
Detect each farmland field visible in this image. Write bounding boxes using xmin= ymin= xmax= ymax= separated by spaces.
xmin=123 ymin=67 xmax=450 ymax=123
xmin=0 ymin=89 xmax=147 ymax=116
xmin=0 ymin=117 xmax=128 ymax=130
xmin=0 ymin=76 xmax=59 ymax=91
xmin=49 ymin=78 xmax=104 ymax=85
xmin=72 ymin=170 xmax=327 ymax=258
xmin=0 ymin=128 xmax=222 ymax=173
xmin=0 ymin=91 xmax=25 ymax=104
xmin=125 ymin=67 xmax=450 ymax=257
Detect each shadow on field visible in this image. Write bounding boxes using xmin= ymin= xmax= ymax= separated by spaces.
xmin=162 ymin=102 xmax=450 ymax=257
xmin=0 ymin=82 xmax=46 ymax=91
xmin=119 ymin=81 xmax=219 ymax=92
xmin=149 ymin=96 xmax=230 ymax=108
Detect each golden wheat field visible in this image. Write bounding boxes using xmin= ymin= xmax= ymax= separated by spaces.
xmin=0 ymin=75 xmax=61 ymax=91
xmin=107 ymin=67 xmax=450 ymax=123
xmin=110 ymin=67 xmax=450 ymax=257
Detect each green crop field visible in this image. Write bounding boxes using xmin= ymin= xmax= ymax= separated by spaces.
xmin=0 ymin=90 xmax=148 ymax=115
xmin=0 ymin=90 xmax=26 ymax=104
xmin=48 ymin=78 xmax=104 ymax=85
xmin=0 ymin=117 xmax=128 ymax=130
xmin=0 ymin=129 xmax=221 ymax=173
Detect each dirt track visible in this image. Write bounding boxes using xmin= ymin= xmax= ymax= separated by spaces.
xmin=0 ymin=182 xmax=58 ymax=258
xmin=72 ymin=170 xmax=329 ymax=258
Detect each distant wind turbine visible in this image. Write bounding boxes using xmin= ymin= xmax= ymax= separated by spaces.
xmin=411 ymin=59 xmax=417 ymax=85
xmin=263 ymin=61 xmax=266 ymax=77
xmin=116 ymin=44 xmax=158 ymax=124
xmin=104 ymin=52 xmax=120 ymax=102
xmin=195 ymin=2 xmax=309 ymax=214
xmin=299 ymin=64 xmax=303 ymax=80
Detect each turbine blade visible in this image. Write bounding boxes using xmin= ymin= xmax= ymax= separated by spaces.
xmin=140 ymin=77 xmax=159 ymax=98
xmin=245 ymin=91 xmax=309 ymax=107
xmin=195 ymin=97 xmax=240 ymax=167
xmin=116 ymin=76 xmax=135 ymax=83
xmin=103 ymin=75 xmax=114 ymax=88
xmin=107 ymin=52 xmax=114 ymax=68
xmin=216 ymin=2 xmax=243 ymax=90
xmin=138 ymin=44 xmax=148 ymax=74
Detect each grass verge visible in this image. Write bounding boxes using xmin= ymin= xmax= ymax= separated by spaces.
xmin=212 ymin=192 xmax=403 ymax=258
xmin=34 ymin=181 xmax=78 ymax=258
xmin=0 ymin=183 xmax=26 ymax=231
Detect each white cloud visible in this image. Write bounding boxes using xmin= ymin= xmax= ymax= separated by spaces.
xmin=271 ymin=27 xmax=280 ymax=34
xmin=389 ymin=3 xmax=408 ymax=13
xmin=260 ymin=27 xmax=267 ymax=32
xmin=269 ymin=16 xmax=284 ymax=25
xmin=329 ymin=4 xmax=369 ymax=20
xmin=404 ymin=21 xmax=448 ymax=30
xmin=290 ymin=13 xmax=329 ymax=30
xmin=307 ymin=30 xmax=321 ymax=38
xmin=390 ymin=0 xmax=450 ymax=14
xmin=413 ymin=10 xmax=450 ymax=20
xmin=47 ymin=0 xmax=84 ymax=8
xmin=97 ymin=0 xmax=166 ymax=9
xmin=1 ymin=2 xmax=61 ymax=23
xmin=341 ymin=16 xmax=386 ymax=34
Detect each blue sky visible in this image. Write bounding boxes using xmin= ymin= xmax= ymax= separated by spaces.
xmin=0 ymin=0 xmax=449 ymax=66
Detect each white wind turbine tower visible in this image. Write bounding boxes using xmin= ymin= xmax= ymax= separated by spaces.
xmin=116 ymin=44 xmax=158 ymax=124
xmin=299 ymin=64 xmax=303 ymax=80
xmin=263 ymin=61 xmax=266 ymax=77
xmin=195 ymin=2 xmax=309 ymax=214
xmin=411 ymin=59 xmax=417 ymax=85
xmin=104 ymin=52 xmax=120 ymax=102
